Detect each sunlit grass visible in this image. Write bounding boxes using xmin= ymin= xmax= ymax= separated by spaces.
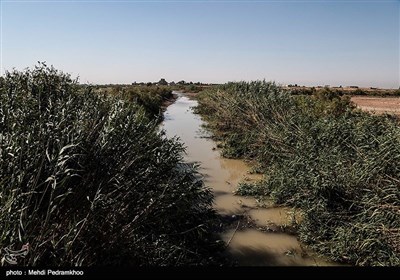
xmin=197 ymin=81 xmax=400 ymax=266
xmin=0 ymin=63 xmax=222 ymax=266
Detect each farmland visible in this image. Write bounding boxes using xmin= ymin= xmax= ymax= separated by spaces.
xmin=351 ymin=96 xmax=400 ymax=115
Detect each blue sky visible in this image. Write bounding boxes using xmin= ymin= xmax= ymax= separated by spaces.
xmin=1 ymin=0 xmax=399 ymax=88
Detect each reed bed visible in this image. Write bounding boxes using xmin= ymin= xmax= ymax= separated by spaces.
xmin=0 ymin=64 xmax=221 ymax=266
xmin=197 ymin=81 xmax=400 ymax=266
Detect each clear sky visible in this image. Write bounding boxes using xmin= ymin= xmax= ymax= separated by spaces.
xmin=1 ymin=0 xmax=399 ymax=88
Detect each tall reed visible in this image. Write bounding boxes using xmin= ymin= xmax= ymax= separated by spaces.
xmin=0 ymin=64 xmax=221 ymax=266
xmin=197 ymin=81 xmax=400 ymax=266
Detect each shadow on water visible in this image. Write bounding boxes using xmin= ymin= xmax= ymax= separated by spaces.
xmin=162 ymin=92 xmax=337 ymax=266
xmin=221 ymin=229 xmax=334 ymax=266
xmin=225 ymin=245 xmax=313 ymax=267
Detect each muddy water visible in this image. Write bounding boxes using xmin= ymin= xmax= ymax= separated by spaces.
xmin=162 ymin=93 xmax=334 ymax=266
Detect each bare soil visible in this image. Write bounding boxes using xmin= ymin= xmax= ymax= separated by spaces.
xmin=351 ymin=96 xmax=400 ymax=115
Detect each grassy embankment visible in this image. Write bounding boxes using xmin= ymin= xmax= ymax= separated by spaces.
xmin=196 ymin=81 xmax=400 ymax=266
xmin=0 ymin=64 xmax=223 ymax=266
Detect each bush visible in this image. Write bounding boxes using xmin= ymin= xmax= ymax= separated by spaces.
xmin=0 ymin=64 xmax=221 ymax=266
xmin=259 ymin=113 xmax=400 ymax=265
xmin=198 ymin=81 xmax=400 ymax=266
xmin=105 ymin=85 xmax=173 ymax=120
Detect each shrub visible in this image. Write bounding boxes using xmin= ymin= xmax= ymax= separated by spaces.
xmin=0 ymin=64 xmax=220 ymax=266
xmin=198 ymin=81 xmax=400 ymax=266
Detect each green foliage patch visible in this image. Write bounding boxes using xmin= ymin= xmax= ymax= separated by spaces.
xmin=197 ymin=81 xmax=400 ymax=266
xmin=0 ymin=64 xmax=221 ymax=266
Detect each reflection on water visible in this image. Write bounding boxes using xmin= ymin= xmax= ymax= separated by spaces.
xmin=162 ymin=93 xmax=256 ymax=214
xmin=162 ymin=93 xmax=335 ymax=266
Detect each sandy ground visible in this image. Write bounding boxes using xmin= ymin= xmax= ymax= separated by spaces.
xmin=351 ymin=96 xmax=400 ymax=115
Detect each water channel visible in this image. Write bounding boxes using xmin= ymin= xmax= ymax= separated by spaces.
xmin=162 ymin=92 xmax=335 ymax=266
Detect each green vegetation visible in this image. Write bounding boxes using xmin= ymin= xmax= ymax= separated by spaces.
xmin=177 ymin=84 xmax=204 ymax=94
xmin=197 ymin=81 xmax=400 ymax=266
xmin=285 ymin=86 xmax=400 ymax=97
xmin=91 ymin=84 xmax=174 ymax=120
xmin=130 ymin=79 xmax=210 ymax=95
xmin=0 ymin=64 xmax=222 ymax=266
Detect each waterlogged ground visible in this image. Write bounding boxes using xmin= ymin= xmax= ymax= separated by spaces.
xmin=162 ymin=92 xmax=336 ymax=266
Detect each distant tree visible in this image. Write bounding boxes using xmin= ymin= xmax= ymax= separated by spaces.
xmin=178 ymin=80 xmax=186 ymax=85
xmin=158 ymin=78 xmax=168 ymax=86
xmin=354 ymin=88 xmax=366 ymax=95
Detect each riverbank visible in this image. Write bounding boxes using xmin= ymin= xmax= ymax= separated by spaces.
xmin=195 ymin=81 xmax=400 ymax=266
xmin=0 ymin=66 xmax=223 ymax=266
xmin=162 ymin=93 xmax=336 ymax=266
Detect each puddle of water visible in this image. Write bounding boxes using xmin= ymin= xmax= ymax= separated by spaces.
xmin=214 ymin=194 xmax=258 ymax=215
xmin=221 ymin=229 xmax=333 ymax=266
xmin=162 ymin=93 xmax=336 ymax=266
xmin=248 ymin=207 xmax=294 ymax=227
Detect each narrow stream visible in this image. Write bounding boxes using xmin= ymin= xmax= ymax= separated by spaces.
xmin=162 ymin=92 xmax=335 ymax=266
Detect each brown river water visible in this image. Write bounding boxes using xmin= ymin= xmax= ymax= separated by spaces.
xmin=162 ymin=92 xmax=336 ymax=266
